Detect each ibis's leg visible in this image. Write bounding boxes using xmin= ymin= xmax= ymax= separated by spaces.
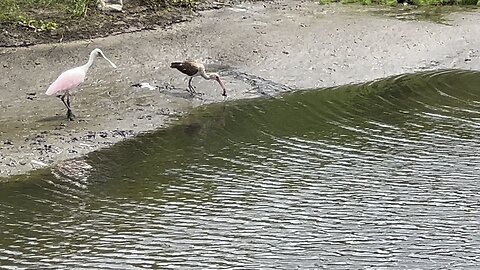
xmin=188 ymin=77 xmax=196 ymax=95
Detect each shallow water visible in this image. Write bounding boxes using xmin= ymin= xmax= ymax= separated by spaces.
xmin=1 ymin=70 xmax=480 ymax=269
xmin=370 ymin=5 xmax=478 ymax=25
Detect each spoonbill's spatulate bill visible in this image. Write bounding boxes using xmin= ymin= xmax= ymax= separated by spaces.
xmin=45 ymin=48 xmax=117 ymax=121
xmin=170 ymin=60 xmax=227 ymax=97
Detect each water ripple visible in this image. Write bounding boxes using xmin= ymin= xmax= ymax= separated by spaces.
xmin=1 ymin=70 xmax=480 ymax=269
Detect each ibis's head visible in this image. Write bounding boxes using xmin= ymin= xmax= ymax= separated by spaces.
xmin=210 ymin=73 xmax=227 ymax=97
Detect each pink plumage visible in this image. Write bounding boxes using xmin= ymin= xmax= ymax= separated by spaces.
xmin=45 ymin=48 xmax=117 ymax=121
xmin=45 ymin=68 xmax=86 ymax=96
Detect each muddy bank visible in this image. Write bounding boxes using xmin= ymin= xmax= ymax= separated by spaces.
xmin=1 ymin=1 xmax=480 ymax=177
xmin=0 ymin=0 xmax=228 ymax=48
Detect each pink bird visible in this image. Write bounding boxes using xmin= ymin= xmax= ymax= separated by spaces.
xmin=170 ymin=60 xmax=227 ymax=97
xmin=45 ymin=48 xmax=117 ymax=121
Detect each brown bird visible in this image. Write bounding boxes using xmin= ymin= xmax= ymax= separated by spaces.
xmin=170 ymin=60 xmax=227 ymax=97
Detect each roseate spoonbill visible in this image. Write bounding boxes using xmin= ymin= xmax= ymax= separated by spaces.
xmin=170 ymin=60 xmax=227 ymax=97
xmin=45 ymin=48 xmax=117 ymax=121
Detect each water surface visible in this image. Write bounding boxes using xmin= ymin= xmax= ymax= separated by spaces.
xmin=1 ymin=70 xmax=480 ymax=269
xmin=369 ymin=5 xmax=478 ymax=24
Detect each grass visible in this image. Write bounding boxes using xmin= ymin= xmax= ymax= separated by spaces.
xmin=0 ymin=0 xmax=94 ymax=20
xmin=412 ymin=0 xmax=479 ymax=4
xmin=0 ymin=0 xmax=200 ymax=25
xmin=0 ymin=0 xmax=98 ymax=34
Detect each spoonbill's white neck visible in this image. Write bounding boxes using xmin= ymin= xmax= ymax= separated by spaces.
xmin=80 ymin=49 xmax=117 ymax=73
xmin=80 ymin=49 xmax=100 ymax=72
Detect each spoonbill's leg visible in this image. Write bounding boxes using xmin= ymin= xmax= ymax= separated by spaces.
xmin=58 ymin=92 xmax=74 ymax=121
xmin=58 ymin=93 xmax=72 ymax=120
xmin=66 ymin=92 xmax=75 ymax=121
xmin=59 ymin=93 xmax=70 ymax=111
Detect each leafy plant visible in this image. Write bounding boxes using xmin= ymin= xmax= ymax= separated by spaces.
xmin=39 ymin=21 xmax=58 ymax=31
xmin=17 ymin=16 xmax=57 ymax=32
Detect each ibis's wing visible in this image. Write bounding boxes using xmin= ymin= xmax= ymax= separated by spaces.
xmin=171 ymin=61 xmax=202 ymax=76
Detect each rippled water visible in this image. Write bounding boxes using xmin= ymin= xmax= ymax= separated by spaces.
xmin=370 ymin=5 xmax=477 ymax=25
xmin=1 ymin=70 xmax=480 ymax=269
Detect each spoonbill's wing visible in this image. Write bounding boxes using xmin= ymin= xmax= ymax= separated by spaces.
xmin=45 ymin=67 xmax=86 ymax=96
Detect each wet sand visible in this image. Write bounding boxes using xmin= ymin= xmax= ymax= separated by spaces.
xmin=1 ymin=1 xmax=480 ymax=177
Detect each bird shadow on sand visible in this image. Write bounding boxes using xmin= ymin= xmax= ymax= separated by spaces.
xmin=131 ymin=82 xmax=206 ymax=100
xmin=37 ymin=114 xmax=89 ymax=124
xmin=159 ymin=87 xmax=206 ymax=100
xmin=37 ymin=115 xmax=69 ymax=123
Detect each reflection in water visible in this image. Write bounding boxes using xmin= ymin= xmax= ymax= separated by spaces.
xmin=1 ymin=70 xmax=480 ymax=268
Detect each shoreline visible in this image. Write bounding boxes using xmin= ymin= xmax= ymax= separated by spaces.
xmin=1 ymin=1 xmax=480 ymax=178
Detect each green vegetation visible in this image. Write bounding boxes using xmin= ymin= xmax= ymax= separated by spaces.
xmin=0 ymin=0 xmax=94 ymax=32
xmin=17 ymin=16 xmax=58 ymax=32
xmin=0 ymin=0 xmax=94 ymax=21
xmin=413 ymin=0 xmax=479 ymax=4
xmin=0 ymin=0 xmax=199 ymax=30
xmin=319 ymin=0 xmax=480 ymax=5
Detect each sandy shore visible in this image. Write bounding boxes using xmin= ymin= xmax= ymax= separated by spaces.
xmin=1 ymin=1 xmax=480 ymax=177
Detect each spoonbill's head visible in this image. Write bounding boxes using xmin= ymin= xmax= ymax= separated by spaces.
xmin=209 ymin=73 xmax=227 ymax=97
xmin=92 ymin=48 xmax=117 ymax=69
